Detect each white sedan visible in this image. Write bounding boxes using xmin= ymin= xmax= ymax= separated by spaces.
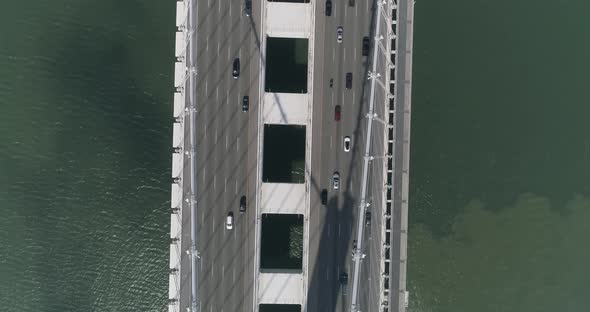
xmin=337 ymin=26 xmax=343 ymax=43
xmin=344 ymin=136 xmax=351 ymax=152
xmin=226 ymin=212 xmax=234 ymax=230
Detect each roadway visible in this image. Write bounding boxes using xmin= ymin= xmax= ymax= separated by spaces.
xmin=307 ymin=0 xmax=382 ymax=311
xmin=178 ymin=0 xmax=262 ymax=310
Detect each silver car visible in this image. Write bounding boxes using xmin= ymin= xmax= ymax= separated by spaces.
xmin=333 ymin=172 xmax=340 ymax=189
xmin=337 ymin=26 xmax=343 ymax=43
xmin=344 ymin=136 xmax=351 ymax=152
xmin=226 ymin=212 xmax=234 ymax=230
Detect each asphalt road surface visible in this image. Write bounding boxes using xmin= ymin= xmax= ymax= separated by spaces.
xmin=178 ymin=0 xmax=262 ymax=310
xmin=307 ymin=0 xmax=384 ymax=312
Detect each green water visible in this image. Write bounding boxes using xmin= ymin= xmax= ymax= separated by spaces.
xmin=0 ymin=1 xmax=175 ymax=311
xmin=1 ymin=0 xmax=588 ymax=311
xmin=408 ymin=0 xmax=590 ymax=311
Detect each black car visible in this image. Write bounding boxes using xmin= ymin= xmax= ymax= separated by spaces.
xmin=339 ymin=272 xmax=348 ymax=295
xmin=365 ymin=210 xmax=371 ymax=226
xmin=345 ymin=72 xmax=352 ymax=89
xmin=242 ymin=95 xmax=249 ymax=112
xmin=232 ymin=58 xmax=240 ymax=79
xmin=245 ymin=0 xmax=252 ymax=16
xmin=321 ymin=189 xmax=328 ymax=205
xmin=325 ymin=0 xmax=332 ymax=16
xmin=239 ymin=195 xmax=247 ymax=213
xmin=362 ymin=36 xmax=370 ymax=56
xmin=349 ymin=0 xmax=355 ymax=6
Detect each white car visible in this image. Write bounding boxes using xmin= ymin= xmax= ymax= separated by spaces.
xmin=337 ymin=26 xmax=343 ymax=43
xmin=226 ymin=212 xmax=234 ymax=230
xmin=344 ymin=136 xmax=351 ymax=152
xmin=333 ymin=172 xmax=340 ymax=189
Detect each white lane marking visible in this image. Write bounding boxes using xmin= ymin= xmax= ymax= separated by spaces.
xmin=233 ymin=266 xmax=236 ymax=282
xmin=224 ymin=178 xmax=227 ymax=193
xmin=206 ymin=36 xmax=209 ymax=51
xmin=354 ymin=48 xmax=357 ymax=62
xmin=205 ymin=81 xmax=208 ymax=95
xmin=344 ymin=48 xmax=346 ymax=64
xmin=225 ymin=134 xmax=228 ymax=149
xmin=213 ymin=175 xmax=216 ymax=191
xmin=215 ymin=127 xmax=218 ymax=140
xmin=234 ymin=227 xmax=236 ymax=239
xmin=338 ymin=224 xmax=341 ymax=237
xmin=218 ymin=0 xmax=221 ymax=13
xmin=237 ymin=137 xmax=240 ymax=151
xmin=213 ymin=217 xmax=216 ymax=233
xmin=200 ymin=255 xmax=203 ymax=271
xmin=345 ymin=6 xmax=347 ymax=18
xmin=328 ymin=223 xmax=331 ymax=237
xmin=330 ymin=136 xmax=333 ymax=149
xmin=332 ymin=49 xmax=335 ymax=64
xmin=216 ymin=86 xmax=219 ymax=102
xmin=210 ymin=265 xmax=214 ymax=282
xmin=222 ymin=265 xmax=225 ymax=279
xmin=356 ymin=4 xmax=358 ymax=17
xmin=229 ymin=2 xmax=232 ymax=17
xmin=235 ymin=179 xmax=238 ymax=194
xmin=210 ymin=304 xmax=213 ymax=312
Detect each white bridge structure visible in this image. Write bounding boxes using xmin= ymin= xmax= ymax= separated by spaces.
xmin=349 ymin=0 xmax=414 ymax=311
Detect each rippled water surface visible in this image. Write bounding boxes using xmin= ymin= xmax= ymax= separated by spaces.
xmin=0 ymin=1 xmax=175 ymax=311
xmin=409 ymin=0 xmax=590 ymax=311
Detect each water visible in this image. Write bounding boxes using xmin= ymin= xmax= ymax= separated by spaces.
xmin=1 ymin=0 xmax=589 ymax=311
xmin=0 ymin=1 xmax=175 ymax=311
xmin=408 ymin=0 xmax=590 ymax=311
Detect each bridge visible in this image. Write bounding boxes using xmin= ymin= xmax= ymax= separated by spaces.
xmin=167 ymin=0 xmax=414 ymax=311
